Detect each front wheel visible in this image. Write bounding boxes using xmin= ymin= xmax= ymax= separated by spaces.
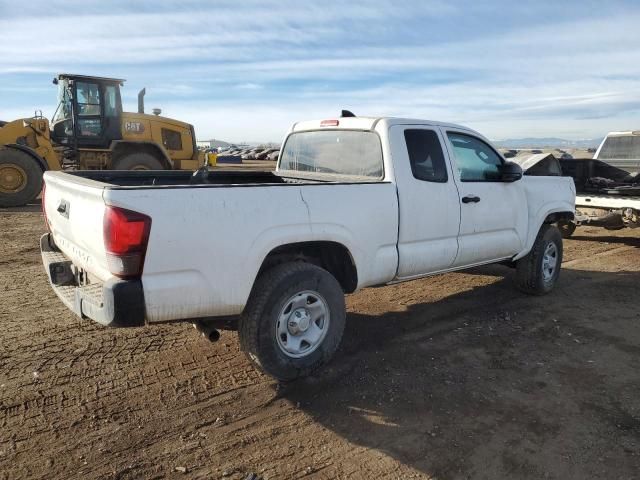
xmin=0 ymin=148 xmax=44 ymax=208
xmin=515 ymin=224 xmax=563 ymax=295
xmin=239 ymin=262 xmax=346 ymax=381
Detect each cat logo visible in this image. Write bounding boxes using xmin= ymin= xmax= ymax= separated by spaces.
xmin=125 ymin=121 xmax=145 ymax=134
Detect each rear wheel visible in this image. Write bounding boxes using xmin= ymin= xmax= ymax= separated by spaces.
xmin=515 ymin=224 xmax=563 ymax=295
xmin=0 ymin=148 xmax=43 ymax=208
xmin=239 ymin=262 xmax=346 ymax=381
xmin=112 ymin=153 xmax=164 ymax=170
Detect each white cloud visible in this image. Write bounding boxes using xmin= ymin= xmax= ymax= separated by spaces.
xmin=0 ymin=2 xmax=638 ymax=140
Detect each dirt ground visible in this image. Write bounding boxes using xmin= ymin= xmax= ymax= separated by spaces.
xmin=1 ymin=203 xmax=639 ymax=479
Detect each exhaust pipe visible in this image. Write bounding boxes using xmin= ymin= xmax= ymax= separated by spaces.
xmin=138 ymin=88 xmax=146 ymax=114
xmin=193 ymin=321 xmax=220 ymax=342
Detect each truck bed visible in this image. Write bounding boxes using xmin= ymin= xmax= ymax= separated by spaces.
xmin=559 ymin=158 xmax=640 ymax=196
xmin=66 ymin=170 xmax=291 ymax=187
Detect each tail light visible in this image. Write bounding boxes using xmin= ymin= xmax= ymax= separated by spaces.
xmin=103 ymin=206 xmax=151 ymax=278
xmin=41 ymin=183 xmax=50 ymax=232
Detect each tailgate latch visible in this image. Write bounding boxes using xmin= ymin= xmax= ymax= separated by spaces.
xmin=57 ymin=200 xmax=69 ymax=218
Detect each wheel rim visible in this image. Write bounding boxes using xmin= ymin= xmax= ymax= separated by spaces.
xmin=131 ymin=165 xmax=151 ymax=171
xmin=0 ymin=163 xmax=28 ymax=193
xmin=276 ymin=290 xmax=330 ymax=358
xmin=542 ymin=242 xmax=558 ymax=282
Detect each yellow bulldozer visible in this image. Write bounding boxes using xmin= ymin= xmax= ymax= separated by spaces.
xmin=0 ymin=73 xmax=205 ymax=207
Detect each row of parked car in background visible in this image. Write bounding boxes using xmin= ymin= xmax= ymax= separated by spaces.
xmin=226 ymin=146 xmax=280 ymax=161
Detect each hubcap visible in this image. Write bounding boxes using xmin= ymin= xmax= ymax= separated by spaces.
xmin=542 ymin=242 xmax=558 ymax=282
xmin=276 ymin=290 xmax=330 ymax=358
xmin=0 ymin=164 xmax=27 ymax=193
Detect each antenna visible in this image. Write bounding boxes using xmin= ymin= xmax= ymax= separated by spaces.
xmin=341 ymin=110 xmax=356 ymax=118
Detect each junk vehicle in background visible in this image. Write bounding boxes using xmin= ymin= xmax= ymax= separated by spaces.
xmin=0 ymin=74 xmax=204 ymax=207
xmin=40 ymin=113 xmax=575 ymax=380
xmin=557 ymin=131 xmax=639 ymax=237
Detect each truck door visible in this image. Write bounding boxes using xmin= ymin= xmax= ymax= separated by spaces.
xmin=441 ymin=128 xmax=527 ymax=267
xmin=391 ymin=125 xmax=461 ymax=279
xmin=74 ymin=80 xmax=104 ymax=146
xmin=73 ymin=81 xmax=122 ymax=149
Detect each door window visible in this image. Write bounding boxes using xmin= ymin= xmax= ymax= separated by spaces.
xmin=75 ymin=82 xmax=102 ymax=137
xmin=76 ymin=82 xmax=101 ymax=116
xmin=447 ymin=132 xmax=503 ymax=181
xmin=404 ymin=129 xmax=448 ymax=182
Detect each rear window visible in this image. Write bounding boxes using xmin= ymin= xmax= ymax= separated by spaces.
xmin=598 ymin=135 xmax=640 ymax=160
xmin=279 ymin=130 xmax=383 ymax=179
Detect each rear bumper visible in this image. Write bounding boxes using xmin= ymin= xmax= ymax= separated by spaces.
xmin=40 ymin=234 xmax=146 ymax=327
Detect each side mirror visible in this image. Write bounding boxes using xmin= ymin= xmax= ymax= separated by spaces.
xmin=499 ymin=161 xmax=523 ymax=182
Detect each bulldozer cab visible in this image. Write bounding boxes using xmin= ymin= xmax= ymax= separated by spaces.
xmin=51 ymin=74 xmax=124 ymax=149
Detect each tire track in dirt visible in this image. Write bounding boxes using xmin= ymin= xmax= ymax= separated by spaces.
xmin=1 ymin=213 xmax=639 ymax=479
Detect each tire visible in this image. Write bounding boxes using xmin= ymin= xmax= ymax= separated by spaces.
xmin=239 ymin=262 xmax=346 ymax=381
xmin=112 ymin=153 xmax=164 ymax=170
xmin=515 ymin=224 xmax=563 ymax=295
xmin=557 ymin=220 xmax=576 ymax=238
xmin=0 ymin=147 xmax=44 ymax=208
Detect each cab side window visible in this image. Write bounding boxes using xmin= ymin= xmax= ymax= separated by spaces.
xmin=76 ymin=82 xmax=101 ymax=116
xmin=404 ymin=129 xmax=448 ymax=182
xmin=447 ymin=132 xmax=503 ymax=181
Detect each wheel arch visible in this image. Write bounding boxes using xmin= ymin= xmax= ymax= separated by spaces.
xmin=256 ymin=241 xmax=358 ymax=294
xmin=110 ymin=141 xmax=173 ymax=169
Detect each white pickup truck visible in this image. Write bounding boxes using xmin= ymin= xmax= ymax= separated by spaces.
xmin=41 ymin=116 xmax=575 ymax=380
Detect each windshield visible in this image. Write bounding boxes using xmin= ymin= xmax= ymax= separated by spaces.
xmin=278 ymin=130 xmax=383 ymax=179
xmin=597 ymin=135 xmax=640 ymax=160
xmin=52 ymin=80 xmax=72 ymax=124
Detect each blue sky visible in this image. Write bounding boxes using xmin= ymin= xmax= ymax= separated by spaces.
xmin=0 ymin=0 xmax=638 ymax=143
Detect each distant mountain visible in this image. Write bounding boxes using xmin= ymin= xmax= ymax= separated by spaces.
xmin=493 ymin=137 xmax=601 ymax=149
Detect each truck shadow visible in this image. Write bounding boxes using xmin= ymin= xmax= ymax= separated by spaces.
xmin=279 ymin=266 xmax=640 ymax=479
xmin=0 ymin=198 xmax=42 ymax=213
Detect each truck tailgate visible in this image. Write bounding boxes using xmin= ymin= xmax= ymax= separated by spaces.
xmin=43 ymin=171 xmax=112 ymax=282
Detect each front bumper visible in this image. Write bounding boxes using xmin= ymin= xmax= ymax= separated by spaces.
xmin=40 ymin=234 xmax=146 ymax=327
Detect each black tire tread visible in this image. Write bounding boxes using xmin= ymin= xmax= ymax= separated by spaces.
xmin=239 ymin=262 xmax=345 ymax=381
xmin=515 ymin=224 xmax=563 ymax=295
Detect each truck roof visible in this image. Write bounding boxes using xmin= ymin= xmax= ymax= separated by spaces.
xmin=291 ymin=116 xmax=479 ymax=135
xmin=57 ymin=73 xmax=126 ymax=85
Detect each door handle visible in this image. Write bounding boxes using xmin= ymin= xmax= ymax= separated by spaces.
xmin=462 ymin=195 xmax=480 ymax=204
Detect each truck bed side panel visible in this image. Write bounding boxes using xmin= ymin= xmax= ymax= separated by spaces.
xmin=104 ymin=182 xmax=399 ymax=322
